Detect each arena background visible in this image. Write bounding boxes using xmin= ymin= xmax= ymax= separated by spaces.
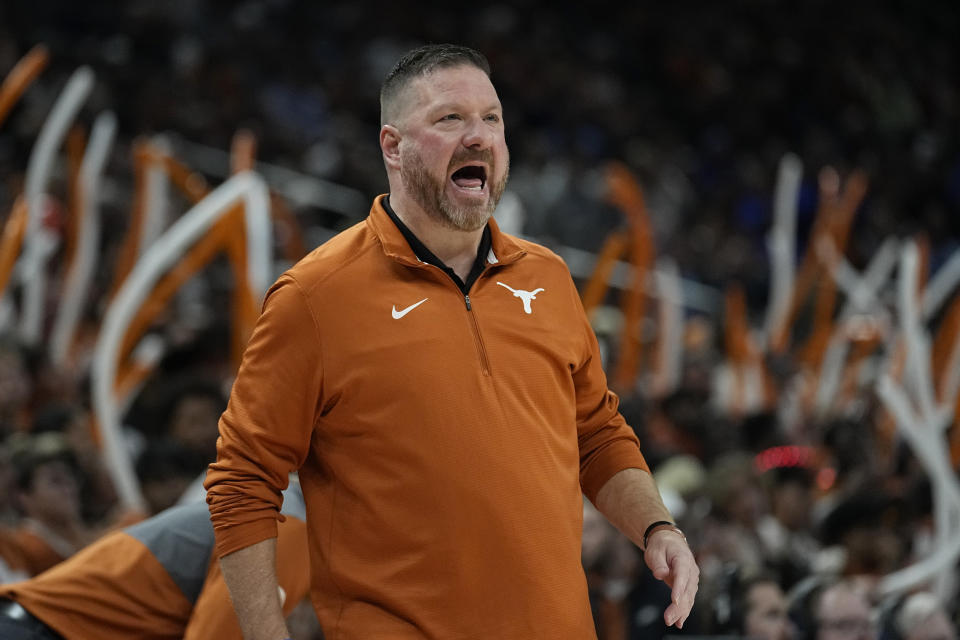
xmin=1 ymin=1 xmax=959 ymax=638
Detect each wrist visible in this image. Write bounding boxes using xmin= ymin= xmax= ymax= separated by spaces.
xmin=642 ymin=520 xmax=686 ymax=551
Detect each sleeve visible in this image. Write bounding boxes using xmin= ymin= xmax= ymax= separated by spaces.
xmin=182 ymin=517 xmax=311 ymax=640
xmin=565 ymin=271 xmax=650 ymax=503
xmin=205 ymin=274 xmax=324 ymax=558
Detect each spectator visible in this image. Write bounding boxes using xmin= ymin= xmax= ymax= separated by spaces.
xmin=0 ymin=433 xmax=88 ymax=580
xmin=0 ymin=483 xmax=313 ymax=639
xmin=758 ymin=464 xmax=821 ymax=589
xmin=881 ymin=591 xmax=957 ymax=640
xmin=713 ymin=569 xmax=796 ymax=640
xmin=136 ymin=439 xmax=208 ymax=514
xmin=698 ymin=452 xmax=769 ymax=600
xmin=791 ymin=578 xmax=877 ymax=640
xmin=159 ymin=377 xmax=227 ymax=463
xmin=741 ymin=576 xmax=796 ymax=640
xmin=819 ymin=491 xmax=908 ymax=580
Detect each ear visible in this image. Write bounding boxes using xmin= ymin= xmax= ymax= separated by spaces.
xmin=380 ymin=125 xmax=402 ymax=170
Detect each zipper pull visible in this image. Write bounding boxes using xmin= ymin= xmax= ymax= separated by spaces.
xmin=464 ymin=294 xmax=472 ymax=310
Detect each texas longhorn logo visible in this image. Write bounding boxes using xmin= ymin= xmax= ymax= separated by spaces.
xmin=496 ymin=282 xmax=544 ymax=314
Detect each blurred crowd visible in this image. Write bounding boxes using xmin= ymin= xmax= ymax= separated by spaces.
xmin=1 ymin=1 xmax=959 ymax=639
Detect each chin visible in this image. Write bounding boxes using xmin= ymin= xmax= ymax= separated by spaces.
xmin=442 ymin=201 xmax=494 ymax=231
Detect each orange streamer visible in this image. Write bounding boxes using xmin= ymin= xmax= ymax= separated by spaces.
xmin=0 ymin=45 xmax=49 ymax=128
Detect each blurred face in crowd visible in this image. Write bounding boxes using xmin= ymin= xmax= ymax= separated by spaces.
xmin=169 ymin=393 xmax=223 ymax=459
xmin=723 ymin=467 xmax=767 ymax=528
xmin=19 ymin=459 xmax=81 ymax=525
xmin=815 ymin=583 xmax=876 ymax=640
xmin=744 ymin=581 xmax=795 ymax=640
xmin=386 ymin=64 xmax=509 ymax=231
xmin=772 ymin=480 xmax=812 ymax=531
xmin=899 ymin=593 xmax=958 ymax=640
xmin=143 ymin=474 xmax=194 ymax=515
xmin=904 ymin=611 xmax=957 ymax=640
xmin=843 ymin=526 xmax=904 ymax=576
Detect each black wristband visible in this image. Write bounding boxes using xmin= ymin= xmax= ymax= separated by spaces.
xmin=642 ymin=520 xmax=681 ymax=551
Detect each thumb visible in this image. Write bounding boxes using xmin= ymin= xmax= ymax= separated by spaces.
xmin=646 ymin=551 xmax=670 ymax=580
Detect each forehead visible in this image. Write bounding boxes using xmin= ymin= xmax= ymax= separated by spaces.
xmin=32 ymin=459 xmax=75 ymax=481
xmin=747 ymin=582 xmax=784 ymax=608
xmin=818 ymin=587 xmax=869 ymax=617
xmin=407 ymin=65 xmax=501 ymax=111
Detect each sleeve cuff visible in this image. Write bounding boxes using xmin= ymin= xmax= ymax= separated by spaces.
xmin=580 ymin=439 xmax=650 ymax=503
xmin=214 ymin=517 xmax=280 ymax=559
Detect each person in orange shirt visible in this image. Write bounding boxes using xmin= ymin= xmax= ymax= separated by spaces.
xmin=206 ymin=43 xmax=699 ymax=640
xmin=0 ymin=484 xmax=310 ymax=639
xmin=0 ymin=434 xmax=88 ymax=581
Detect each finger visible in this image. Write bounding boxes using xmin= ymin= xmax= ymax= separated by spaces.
xmin=654 ymin=564 xmax=670 ymax=581
xmin=672 ymin=561 xmax=699 ymax=608
xmin=663 ymin=601 xmax=680 ymax=627
xmin=670 ymin=561 xmax=689 ymax=607
xmin=645 ymin=548 xmax=671 ymax=582
xmin=668 ymin=560 xmax=699 ymax=626
xmin=663 ymin=596 xmax=689 ymax=628
xmin=664 ymin=600 xmax=693 ymax=629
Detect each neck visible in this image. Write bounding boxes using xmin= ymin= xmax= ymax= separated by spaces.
xmin=390 ymin=192 xmax=486 ymax=281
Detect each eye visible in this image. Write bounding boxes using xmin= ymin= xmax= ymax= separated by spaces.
xmin=440 ymin=113 xmax=462 ymax=122
xmin=484 ymin=113 xmax=501 ymax=123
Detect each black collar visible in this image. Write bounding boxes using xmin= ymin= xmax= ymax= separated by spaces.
xmin=383 ymin=196 xmax=492 ymax=294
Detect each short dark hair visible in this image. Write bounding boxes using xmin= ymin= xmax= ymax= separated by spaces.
xmin=713 ymin=566 xmax=784 ymax=634
xmin=788 ymin=576 xmax=842 ymax=640
xmin=380 ymin=43 xmax=491 ymax=125
xmin=11 ymin=433 xmax=78 ymax=492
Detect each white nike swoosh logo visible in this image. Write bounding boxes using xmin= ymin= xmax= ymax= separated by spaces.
xmin=392 ymin=298 xmax=428 ymax=319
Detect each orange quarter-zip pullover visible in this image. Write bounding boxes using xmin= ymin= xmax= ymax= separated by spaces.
xmin=205 ymin=195 xmax=649 ymax=639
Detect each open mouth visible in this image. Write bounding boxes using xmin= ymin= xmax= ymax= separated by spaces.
xmin=450 ymin=164 xmax=487 ymax=191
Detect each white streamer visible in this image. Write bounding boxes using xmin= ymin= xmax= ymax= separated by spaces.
xmin=17 ymin=66 xmax=94 ymax=345
xmin=813 ymin=237 xmax=897 ymax=413
xmin=921 ymin=249 xmax=960 ymax=321
xmin=652 ymin=258 xmax=683 ymax=396
xmin=49 ymin=111 xmax=116 ymax=367
xmin=763 ymin=153 xmax=803 ymax=346
xmin=138 ymin=136 xmax=173 ymax=261
xmin=91 ymin=172 xmax=272 ymax=512
xmin=898 ymin=243 xmax=939 ymax=425
xmin=875 ymin=240 xmax=960 ymax=599
xmin=877 ymin=376 xmax=960 ymax=596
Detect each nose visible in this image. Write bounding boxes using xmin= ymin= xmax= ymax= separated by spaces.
xmin=461 ymin=116 xmax=494 ymax=149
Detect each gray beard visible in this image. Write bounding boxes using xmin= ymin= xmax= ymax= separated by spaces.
xmin=400 ymin=148 xmax=509 ymax=232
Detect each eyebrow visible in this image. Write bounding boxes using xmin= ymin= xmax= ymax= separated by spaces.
xmin=430 ymin=102 xmax=502 ymax=114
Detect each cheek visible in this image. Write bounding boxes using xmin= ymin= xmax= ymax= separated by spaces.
xmin=409 ymin=135 xmax=448 ymax=161
xmin=494 ymin=143 xmax=511 ymax=175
